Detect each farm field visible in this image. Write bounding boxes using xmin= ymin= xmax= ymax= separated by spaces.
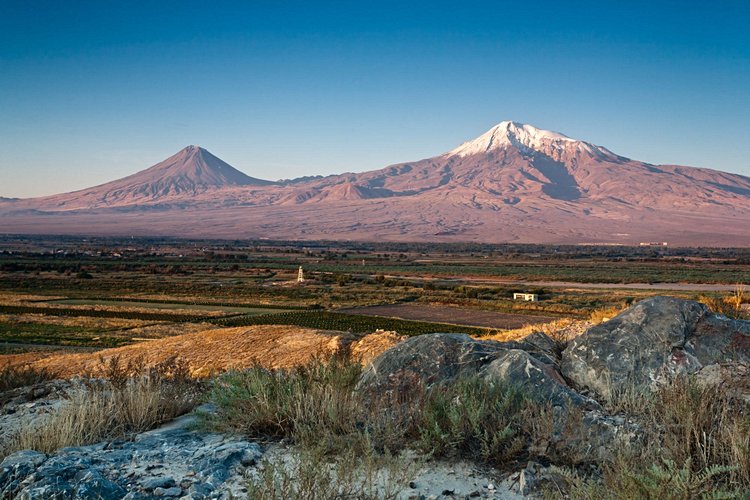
xmin=48 ymin=298 xmax=292 ymax=315
xmin=340 ymin=303 xmax=556 ymax=329
xmin=0 ymin=235 xmax=748 ymax=363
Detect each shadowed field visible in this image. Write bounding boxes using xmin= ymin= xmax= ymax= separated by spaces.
xmin=340 ymin=303 xmax=556 ymax=329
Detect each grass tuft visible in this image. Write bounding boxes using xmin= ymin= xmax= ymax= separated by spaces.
xmin=0 ymin=356 xmax=200 ymax=459
xmin=0 ymin=364 xmax=58 ymax=392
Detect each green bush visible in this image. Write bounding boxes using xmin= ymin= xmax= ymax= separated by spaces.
xmin=416 ymin=377 xmax=529 ymax=465
xmin=203 ymin=359 xmax=531 ymax=467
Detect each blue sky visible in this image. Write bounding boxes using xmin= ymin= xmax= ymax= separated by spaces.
xmin=1 ymin=0 xmax=748 ymax=197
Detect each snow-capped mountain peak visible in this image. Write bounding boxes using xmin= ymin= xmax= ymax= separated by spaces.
xmin=446 ymin=121 xmax=613 ymax=159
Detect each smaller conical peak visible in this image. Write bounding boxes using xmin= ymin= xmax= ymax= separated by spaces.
xmin=182 ymin=145 xmax=203 ymax=154
xmin=447 ymin=121 xmax=592 ymax=157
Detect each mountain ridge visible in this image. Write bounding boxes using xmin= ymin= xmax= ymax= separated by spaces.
xmin=2 ymin=121 xmax=750 ymax=246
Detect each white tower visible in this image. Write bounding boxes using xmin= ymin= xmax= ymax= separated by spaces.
xmin=297 ymin=266 xmax=305 ymax=283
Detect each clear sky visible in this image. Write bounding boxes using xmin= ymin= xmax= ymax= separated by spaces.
xmin=1 ymin=0 xmax=748 ymax=198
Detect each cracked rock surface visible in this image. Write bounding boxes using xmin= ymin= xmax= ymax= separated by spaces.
xmin=561 ymin=296 xmax=750 ymax=400
xmin=0 ymin=412 xmax=261 ymax=499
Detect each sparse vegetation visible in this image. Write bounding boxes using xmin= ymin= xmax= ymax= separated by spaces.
xmin=699 ymin=286 xmax=748 ymax=319
xmin=547 ymin=458 xmax=742 ymax=499
xmin=0 ymin=355 xmax=201 ymax=459
xmin=204 ymin=358 xmax=364 ymax=450
xmin=203 ymin=359 xmax=537 ymax=468
xmin=204 ymin=356 xmax=750 ymax=497
xmin=588 ymin=303 xmax=629 ymax=324
xmin=416 ymin=378 xmax=529 ymax=466
xmin=554 ymin=377 xmax=750 ymax=497
xmin=4 ymin=237 xmax=750 ymax=496
xmin=247 ymin=446 xmax=418 ymax=500
xmin=0 ymin=364 xmax=58 ymax=392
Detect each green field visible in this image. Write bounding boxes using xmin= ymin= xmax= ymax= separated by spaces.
xmin=0 ymin=322 xmax=132 ymax=348
xmin=215 ymin=310 xmax=489 ymax=337
xmin=49 ymin=299 xmax=293 ymax=315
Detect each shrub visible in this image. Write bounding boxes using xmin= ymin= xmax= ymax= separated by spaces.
xmin=416 ymin=378 xmax=529 ymax=465
xmin=548 ymin=458 xmax=741 ymax=500
xmin=0 ymin=364 xmax=58 ymax=392
xmin=204 ymin=358 xmax=533 ymax=466
xmin=0 ymin=357 xmax=200 ymax=459
xmin=203 ymin=358 xmax=363 ymax=452
xmin=562 ymin=377 xmax=750 ymax=497
xmin=645 ymin=378 xmax=750 ymax=486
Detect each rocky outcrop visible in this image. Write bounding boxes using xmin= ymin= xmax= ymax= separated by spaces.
xmin=0 ymin=412 xmax=262 ymax=499
xmin=6 ymin=296 xmax=747 ymax=498
xmin=355 ymin=332 xmax=643 ymax=464
xmin=561 ymin=296 xmax=750 ymax=400
xmin=356 ymin=333 xmax=591 ymax=409
xmin=0 ymin=380 xmax=72 ymax=445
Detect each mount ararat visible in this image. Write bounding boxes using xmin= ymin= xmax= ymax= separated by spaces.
xmin=2 ymin=121 xmax=750 ymax=246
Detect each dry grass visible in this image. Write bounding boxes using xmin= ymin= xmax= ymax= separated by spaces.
xmin=206 ymin=357 xmax=425 ymax=497
xmin=644 ymin=378 xmax=750 ymax=485
xmin=0 ymin=313 xmax=217 ymax=339
xmin=699 ymin=286 xmax=748 ymax=319
xmin=480 ymin=318 xmax=591 ymax=354
xmin=348 ymin=330 xmax=404 ymax=365
xmin=415 ymin=377 xmax=529 ymax=466
xmin=0 ymin=364 xmax=58 ymax=392
xmin=0 ymin=293 xmax=66 ymax=305
xmin=12 ymin=325 xmax=402 ymax=378
xmin=0 ymin=313 xmax=147 ymax=329
xmin=204 ymin=358 xmax=535 ymax=467
xmin=588 ymin=305 xmax=628 ymax=325
xmin=0 ymin=351 xmax=66 ymax=370
xmin=480 ymin=318 xmax=577 ymax=341
xmin=219 ymin=358 xmax=750 ymax=497
xmin=248 ymin=446 xmax=419 ymax=500
xmin=0 ymin=356 xmax=199 ymax=459
xmin=556 ymin=377 xmax=750 ymax=497
xmin=547 ymin=458 xmax=741 ymax=500
xmin=205 ymin=358 xmax=364 ymax=447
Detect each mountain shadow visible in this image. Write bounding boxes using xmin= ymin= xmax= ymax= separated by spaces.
xmin=531 ymin=155 xmax=581 ymax=201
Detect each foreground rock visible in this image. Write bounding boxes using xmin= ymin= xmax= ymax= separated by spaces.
xmin=561 ymin=296 xmax=750 ymax=400
xmin=356 ymin=332 xmax=640 ymax=463
xmin=0 ymin=412 xmax=261 ymax=499
xmin=0 ymin=380 xmax=73 ymax=445
xmin=356 ymin=333 xmax=591 ymax=409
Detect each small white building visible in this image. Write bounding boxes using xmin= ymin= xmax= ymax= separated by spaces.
xmin=513 ymin=292 xmax=539 ymax=302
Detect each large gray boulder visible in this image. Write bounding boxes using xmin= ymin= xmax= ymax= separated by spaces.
xmin=561 ymin=296 xmax=750 ymax=400
xmin=480 ymin=349 xmax=593 ymax=408
xmin=356 ymin=333 xmax=594 ymax=409
xmin=356 ymin=332 xmax=642 ymax=464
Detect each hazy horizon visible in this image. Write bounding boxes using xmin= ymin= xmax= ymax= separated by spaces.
xmin=2 ymin=1 xmax=748 ymax=198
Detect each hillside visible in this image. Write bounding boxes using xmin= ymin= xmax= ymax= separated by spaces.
xmin=0 ymin=326 xmax=402 ymax=378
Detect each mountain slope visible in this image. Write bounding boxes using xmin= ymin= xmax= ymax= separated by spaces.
xmin=29 ymin=145 xmax=273 ymax=210
xmin=282 ymin=121 xmax=750 ymax=214
xmin=2 ymin=122 xmax=750 ymax=246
